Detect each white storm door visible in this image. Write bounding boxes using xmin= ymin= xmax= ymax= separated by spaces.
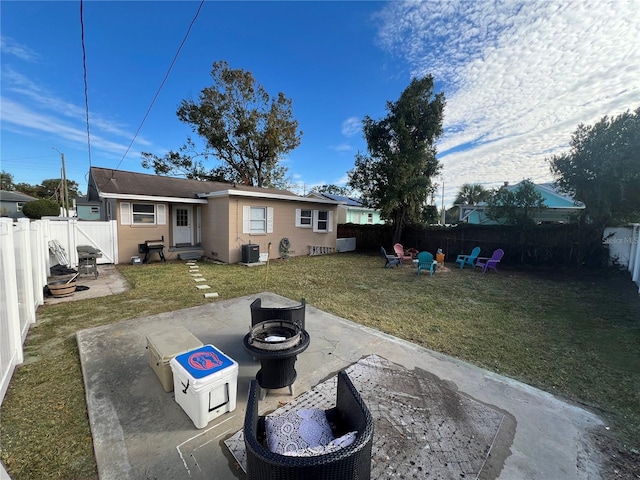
xmin=173 ymin=206 xmax=193 ymax=245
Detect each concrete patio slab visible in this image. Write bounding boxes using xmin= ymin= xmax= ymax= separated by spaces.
xmin=76 ymin=293 xmax=605 ymax=480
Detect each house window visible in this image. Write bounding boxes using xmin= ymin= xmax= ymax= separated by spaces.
xmin=296 ymin=209 xmax=312 ymax=227
xmin=367 ymin=213 xmax=373 ymax=224
xmin=176 ymin=208 xmax=189 ymax=227
xmin=250 ymin=207 xmax=266 ymax=233
xmin=120 ymin=202 xmax=166 ymax=226
xmin=16 ymin=202 xmax=24 ymax=213
xmin=90 ymin=206 xmax=99 ymax=214
xmin=243 ymin=206 xmax=274 ymax=234
xmin=317 ymin=211 xmax=328 ymax=230
xmin=312 ymin=210 xmax=333 ymax=233
xmin=132 ymin=204 xmax=155 ymax=224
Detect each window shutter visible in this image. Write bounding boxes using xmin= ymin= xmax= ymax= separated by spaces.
xmin=157 ymin=204 xmax=166 ymax=225
xmin=328 ymin=210 xmax=334 ymax=232
xmin=120 ymin=202 xmax=131 ymax=225
xmin=295 ymin=208 xmax=302 ymax=227
xmin=312 ymin=210 xmax=319 ymax=232
xmin=243 ymin=206 xmax=250 ymax=234
xmin=267 ymin=207 xmax=274 ymax=233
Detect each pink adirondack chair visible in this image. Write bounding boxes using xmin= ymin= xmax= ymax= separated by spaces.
xmin=475 ymin=249 xmax=504 ymax=273
xmin=393 ymin=243 xmax=414 ymax=265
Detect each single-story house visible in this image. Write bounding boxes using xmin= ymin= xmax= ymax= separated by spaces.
xmin=0 ymin=190 xmax=37 ymax=219
xmin=306 ymin=192 xmax=385 ymax=225
xmin=87 ymin=167 xmax=340 ymax=264
xmin=458 ymin=182 xmax=585 ymax=225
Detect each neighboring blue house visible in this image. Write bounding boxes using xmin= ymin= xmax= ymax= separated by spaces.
xmin=306 ymin=193 xmax=385 ymax=225
xmin=0 ymin=191 xmax=37 ymax=219
xmin=458 ymin=182 xmax=585 ymax=225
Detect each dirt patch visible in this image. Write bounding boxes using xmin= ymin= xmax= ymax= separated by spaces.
xmin=590 ymin=426 xmax=640 ymax=479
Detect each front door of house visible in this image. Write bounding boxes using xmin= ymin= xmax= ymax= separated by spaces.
xmin=173 ymin=206 xmax=192 ymax=246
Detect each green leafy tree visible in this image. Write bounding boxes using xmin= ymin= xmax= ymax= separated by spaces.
xmin=454 ymin=183 xmax=489 ymax=205
xmin=485 ymin=179 xmax=546 ymax=226
xmin=21 ymin=199 xmax=60 ymax=219
xmin=142 ymin=60 xmax=302 ymax=189
xmin=14 ymin=182 xmax=41 ymax=198
xmin=310 ymin=184 xmax=353 ymax=197
xmin=12 ymin=179 xmax=80 ymax=203
xmin=1 ymin=171 xmax=16 ymax=190
xmin=549 ymin=107 xmax=640 ymax=226
xmin=40 ymin=179 xmax=80 ymax=202
xmin=348 ymin=75 xmax=445 ymax=244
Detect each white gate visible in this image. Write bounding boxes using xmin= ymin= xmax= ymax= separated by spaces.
xmin=45 ymin=218 xmax=118 ymax=266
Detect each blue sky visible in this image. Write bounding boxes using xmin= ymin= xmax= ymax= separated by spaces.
xmin=1 ymin=0 xmax=638 ymax=207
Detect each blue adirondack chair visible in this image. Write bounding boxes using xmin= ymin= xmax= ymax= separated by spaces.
xmin=475 ymin=248 xmax=504 ymax=273
xmin=381 ymin=247 xmax=400 ymax=268
xmin=417 ymin=251 xmax=436 ymax=277
xmin=454 ymin=246 xmax=481 ymax=269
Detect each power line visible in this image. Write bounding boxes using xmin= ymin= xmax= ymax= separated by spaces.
xmin=80 ymin=0 xmax=92 ymax=167
xmin=107 ymin=0 xmax=205 ymax=183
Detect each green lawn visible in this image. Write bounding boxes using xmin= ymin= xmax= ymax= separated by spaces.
xmin=1 ymin=253 xmax=639 ymax=479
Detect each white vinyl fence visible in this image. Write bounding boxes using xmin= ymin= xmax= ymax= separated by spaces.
xmin=604 ymin=224 xmax=640 ymax=293
xmin=45 ymin=217 xmax=118 ymax=266
xmin=0 ymin=217 xmax=118 ymax=408
xmin=0 ymin=218 xmax=48 ymax=405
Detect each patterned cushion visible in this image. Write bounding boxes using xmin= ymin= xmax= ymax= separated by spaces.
xmin=265 ymin=408 xmax=335 ymax=455
xmin=282 ymin=431 xmax=357 ymax=457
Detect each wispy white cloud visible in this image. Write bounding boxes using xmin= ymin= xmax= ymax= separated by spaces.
xmin=1 ymin=97 xmax=146 ymax=157
xmin=341 ymin=116 xmax=361 ymax=136
xmin=1 ymin=36 xmax=39 ymax=62
xmin=376 ymin=0 xmax=640 ymax=206
xmin=331 ymin=143 xmax=353 ymax=153
xmin=2 ymin=67 xmax=151 ymax=145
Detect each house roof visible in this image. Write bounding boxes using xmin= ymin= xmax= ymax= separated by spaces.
xmin=0 ymin=190 xmax=38 ymax=202
xmin=89 ymin=167 xmax=338 ymax=205
xmin=307 ymin=192 xmax=364 ymax=206
xmin=456 ymin=181 xmax=584 ymax=209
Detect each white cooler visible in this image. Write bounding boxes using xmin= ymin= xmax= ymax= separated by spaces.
xmin=170 ymin=344 xmax=238 ymax=429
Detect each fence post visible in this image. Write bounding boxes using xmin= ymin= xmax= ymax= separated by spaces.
xmin=30 ymin=220 xmax=47 ymax=307
xmin=14 ymin=219 xmax=36 ymax=337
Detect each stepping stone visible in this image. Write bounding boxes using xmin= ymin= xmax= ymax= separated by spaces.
xmin=204 ymin=292 xmax=219 ymax=298
xmin=194 ymin=278 xmax=207 ymax=282
xmin=190 ymin=273 xmax=203 ymax=277
xmin=196 ymin=285 xmax=211 ymax=290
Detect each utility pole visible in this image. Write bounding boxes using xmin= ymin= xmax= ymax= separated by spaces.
xmin=53 ymin=147 xmax=69 ymax=216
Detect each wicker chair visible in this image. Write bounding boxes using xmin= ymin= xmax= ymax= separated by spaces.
xmin=244 ymin=371 xmax=374 ymax=480
xmin=250 ymin=297 xmax=306 ymax=330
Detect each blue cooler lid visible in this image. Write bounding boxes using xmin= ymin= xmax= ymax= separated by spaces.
xmin=174 ymin=345 xmax=235 ymax=379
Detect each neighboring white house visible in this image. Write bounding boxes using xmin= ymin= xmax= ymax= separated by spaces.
xmin=457 ymin=182 xmax=585 ymax=225
xmin=306 ymin=193 xmax=385 ymax=225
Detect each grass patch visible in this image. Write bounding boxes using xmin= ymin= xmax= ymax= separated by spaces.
xmin=1 ymin=253 xmax=639 ymax=479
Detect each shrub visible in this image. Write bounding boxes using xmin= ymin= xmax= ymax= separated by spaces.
xmin=22 ymin=199 xmax=60 ymax=219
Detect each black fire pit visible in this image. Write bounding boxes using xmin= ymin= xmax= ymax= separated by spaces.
xmin=243 ymin=320 xmax=310 ymax=398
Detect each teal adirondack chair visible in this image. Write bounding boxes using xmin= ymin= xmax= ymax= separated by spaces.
xmin=455 ymin=246 xmax=481 ymax=269
xmin=417 ymin=251 xmax=436 ymax=277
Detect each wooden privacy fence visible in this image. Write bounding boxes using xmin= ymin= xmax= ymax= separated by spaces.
xmin=338 ymin=222 xmax=640 ymax=290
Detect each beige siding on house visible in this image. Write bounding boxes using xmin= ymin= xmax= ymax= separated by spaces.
xmin=200 ymin=197 xmax=230 ymax=263
xmin=116 ymin=200 xmax=170 ymax=263
xmin=214 ymin=197 xmax=337 ymax=264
